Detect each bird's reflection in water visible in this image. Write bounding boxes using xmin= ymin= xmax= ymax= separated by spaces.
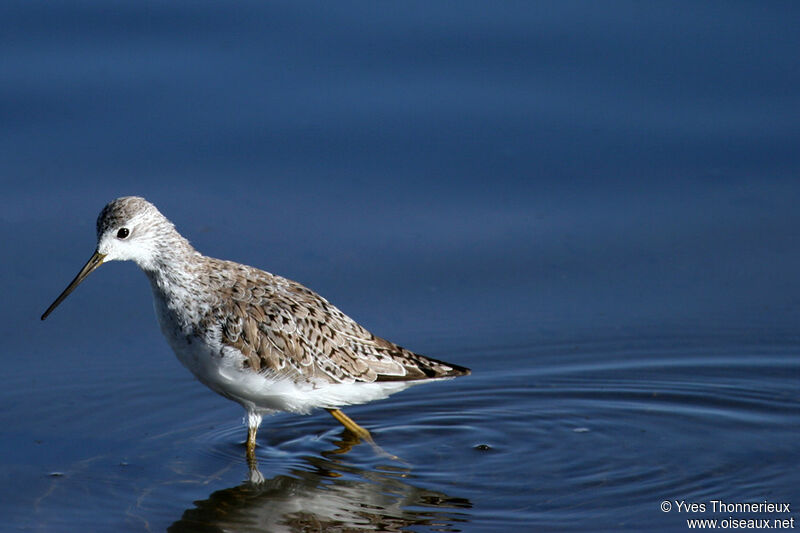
xmin=168 ymin=432 xmax=472 ymax=532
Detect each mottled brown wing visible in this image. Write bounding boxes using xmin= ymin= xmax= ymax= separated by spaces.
xmin=207 ymin=261 xmax=469 ymax=384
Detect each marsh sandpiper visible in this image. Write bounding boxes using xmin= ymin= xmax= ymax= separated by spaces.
xmin=42 ymin=197 xmax=469 ymax=460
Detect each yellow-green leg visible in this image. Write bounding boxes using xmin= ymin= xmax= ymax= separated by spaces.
xmin=245 ymin=424 xmax=264 ymax=483
xmin=326 ymin=408 xmax=373 ymax=441
xmin=247 ymin=425 xmax=258 ymax=453
xmin=245 ymin=412 xmax=262 ymax=465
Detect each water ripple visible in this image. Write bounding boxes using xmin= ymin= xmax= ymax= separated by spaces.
xmin=4 ymin=331 xmax=799 ymax=531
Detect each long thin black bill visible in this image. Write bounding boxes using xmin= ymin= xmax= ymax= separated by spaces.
xmin=41 ymin=250 xmax=106 ymax=320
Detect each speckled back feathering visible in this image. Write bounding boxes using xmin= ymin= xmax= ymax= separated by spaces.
xmin=199 ymin=258 xmax=469 ymax=384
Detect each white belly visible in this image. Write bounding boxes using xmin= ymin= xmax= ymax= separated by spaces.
xmin=151 ymin=294 xmax=419 ymax=415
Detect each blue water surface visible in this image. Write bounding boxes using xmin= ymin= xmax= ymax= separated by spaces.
xmin=1 ymin=2 xmax=799 ymax=531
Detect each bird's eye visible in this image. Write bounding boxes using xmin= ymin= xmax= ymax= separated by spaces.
xmin=117 ymin=228 xmax=130 ymax=239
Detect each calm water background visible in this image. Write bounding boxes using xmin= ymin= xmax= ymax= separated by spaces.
xmin=2 ymin=2 xmax=799 ymax=531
